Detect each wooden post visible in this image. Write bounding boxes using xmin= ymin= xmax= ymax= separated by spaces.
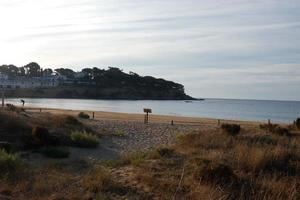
xmin=39 ymin=108 xmax=42 ymax=112
xmin=218 ymin=119 xmax=221 ymax=126
xmin=143 ymin=108 xmax=152 ymax=124
xmin=171 ymin=120 xmax=174 ymax=125
xmin=92 ymin=112 xmax=95 ymax=119
xmin=1 ymin=90 xmax=4 ymax=108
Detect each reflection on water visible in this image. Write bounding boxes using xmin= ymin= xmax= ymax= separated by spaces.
xmin=5 ymin=98 xmax=300 ymax=123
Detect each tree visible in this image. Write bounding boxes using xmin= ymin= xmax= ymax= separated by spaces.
xmin=43 ymin=68 xmax=53 ymax=76
xmin=0 ymin=65 xmax=19 ymax=76
xmin=24 ymin=62 xmax=41 ymax=77
xmin=18 ymin=67 xmax=26 ymax=76
xmin=55 ymin=68 xmax=75 ymax=79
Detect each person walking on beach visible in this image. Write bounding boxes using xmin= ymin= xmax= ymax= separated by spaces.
xmin=20 ymin=99 xmax=25 ymax=107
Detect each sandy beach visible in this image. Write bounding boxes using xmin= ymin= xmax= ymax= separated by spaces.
xmin=20 ymin=106 xmax=264 ymax=162
xmin=24 ymin=106 xmax=263 ymax=126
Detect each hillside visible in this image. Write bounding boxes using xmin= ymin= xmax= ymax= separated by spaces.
xmin=0 ymin=63 xmax=194 ymax=100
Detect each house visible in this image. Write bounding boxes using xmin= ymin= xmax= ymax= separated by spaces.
xmin=0 ymin=74 xmax=60 ymax=89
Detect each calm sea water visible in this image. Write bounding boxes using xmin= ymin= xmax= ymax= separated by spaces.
xmin=5 ymin=98 xmax=300 ymax=123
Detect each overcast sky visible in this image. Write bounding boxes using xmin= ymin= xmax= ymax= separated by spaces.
xmin=0 ymin=0 xmax=299 ymax=100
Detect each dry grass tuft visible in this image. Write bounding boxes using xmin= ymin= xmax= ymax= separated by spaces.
xmin=83 ymin=166 xmax=113 ymax=193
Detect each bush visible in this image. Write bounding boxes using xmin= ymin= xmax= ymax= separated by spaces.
xmin=71 ymin=131 xmax=100 ymax=148
xmin=193 ymin=159 xmax=236 ymax=185
xmin=83 ymin=166 xmax=113 ymax=193
xmin=25 ymin=126 xmax=60 ymax=149
xmin=221 ymin=124 xmax=241 ymax=136
xmin=112 ymin=129 xmax=126 ymax=137
xmin=296 ymin=118 xmax=300 ymax=129
xmin=273 ymin=127 xmax=291 ymax=137
xmin=41 ymin=147 xmax=70 ymax=159
xmin=0 ymin=111 xmax=30 ymax=134
xmin=32 ymin=126 xmax=51 ymax=142
xmin=122 ymin=152 xmax=148 ymax=166
xmin=54 ymin=115 xmax=81 ymax=127
xmin=260 ymin=123 xmax=291 ymax=137
xmin=6 ymin=104 xmax=16 ymax=111
xmin=0 ymin=149 xmax=23 ymax=179
xmin=78 ymin=112 xmax=90 ymax=119
xmin=156 ymin=147 xmax=174 ymax=158
xmin=259 ymin=123 xmax=278 ymax=132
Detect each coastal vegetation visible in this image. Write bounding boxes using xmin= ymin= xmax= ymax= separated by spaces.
xmin=0 ymin=62 xmax=193 ymax=100
xmin=78 ymin=112 xmax=90 ymax=119
xmin=0 ymin=108 xmax=299 ymax=199
xmin=71 ymin=131 xmax=100 ymax=148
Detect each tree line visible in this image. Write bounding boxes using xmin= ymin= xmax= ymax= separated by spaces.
xmin=0 ymin=62 xmax=185 ymax=93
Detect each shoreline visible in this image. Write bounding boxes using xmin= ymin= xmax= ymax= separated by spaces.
xmin=23 ymin=106 xmax=265 ymax=126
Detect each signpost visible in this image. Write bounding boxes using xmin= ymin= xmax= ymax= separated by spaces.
xmin=143 ymin=108 xmax=152 ymax=124
xmin=1 ymin=90 xmax=4 ymax=108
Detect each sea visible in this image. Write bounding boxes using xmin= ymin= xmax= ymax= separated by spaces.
xmin=5 ymin=98 xmax=300 ymax=123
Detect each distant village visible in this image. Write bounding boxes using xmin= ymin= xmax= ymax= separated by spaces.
xmin=0 ymin=72 xmax=88 ymax=89
xmin=0 ymin=62 xmax=92 ymax=90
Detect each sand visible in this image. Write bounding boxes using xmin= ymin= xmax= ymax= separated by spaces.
xmin=23 ymin=106 xmax=263 ymax=126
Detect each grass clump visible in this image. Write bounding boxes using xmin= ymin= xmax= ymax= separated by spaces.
xmin=122 ymin=151 xmax=148 ymax=166
xmin=0 ymin=149 xmax=23 ymax=179
xmin=146 ymin=147 xmax=175 ymax=159
xmin=112 ymin=129 xmax=126 ymax=137
xmin=260 ymin=123 xmax=291 ymax=137
xmin=24 ymin=126 xmax=60 ymax=149
xmin=78 ymin=112 xmax=90 ymax=119
xmin=193 ymin=159 xmax=236 ymax=185
xmin=71 ymin=131 xmax=100 ymax=148
xmin=273 ymin=127 xmax=291 ymax=137
xmin=41 ymin=147 xmax=70 ymax=159
xmin=221 ymin=123 xmax=241 ymax=136
xmin=83 ymin=166 xmax=113 ymax=193
xmin=32 ymin=126 xmax=51 ymax=144
xmin=53 ymin=115 xmax=82 ymax=127
xmin=259 ymin=123 xmax=278 ymax=132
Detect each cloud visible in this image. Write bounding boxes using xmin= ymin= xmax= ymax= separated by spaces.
xmin=0 ymin=0 xmax=299 ymax=100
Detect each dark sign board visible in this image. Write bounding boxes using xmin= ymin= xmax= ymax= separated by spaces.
xmin=144 ymin=108 xmax=152 ymax=113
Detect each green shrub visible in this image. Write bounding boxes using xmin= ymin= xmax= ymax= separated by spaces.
xmin=71 ymin=131 xmax=100 ymax=148
xmin=221 ymin=124 xmax=241 ymax=136
xmin=78 ymin=112 xmax=90 ymax=119
xmin=0 ymin=149 xmax=23 ymax=179
xmin=112 ymin=129 xmax=126 ymax=137
xmin=41 ymin=147 xmax=70 ymax=159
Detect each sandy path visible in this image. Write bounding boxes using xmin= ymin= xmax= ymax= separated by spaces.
xmin=25 ymin=119 xmax=211 ymax=164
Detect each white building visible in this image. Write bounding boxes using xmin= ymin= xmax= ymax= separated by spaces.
xmin=0 ymin=74 xmax=60 ymax=89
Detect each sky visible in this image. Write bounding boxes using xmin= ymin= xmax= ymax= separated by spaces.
xmin=0 ymin=0 xmax=300 ymax=101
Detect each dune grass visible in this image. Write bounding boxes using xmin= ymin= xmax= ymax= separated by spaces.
xmin=71 ymin=130 xmax=100 ymax=148
xmin=0 ymin=149 xmax=23 ymax=179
